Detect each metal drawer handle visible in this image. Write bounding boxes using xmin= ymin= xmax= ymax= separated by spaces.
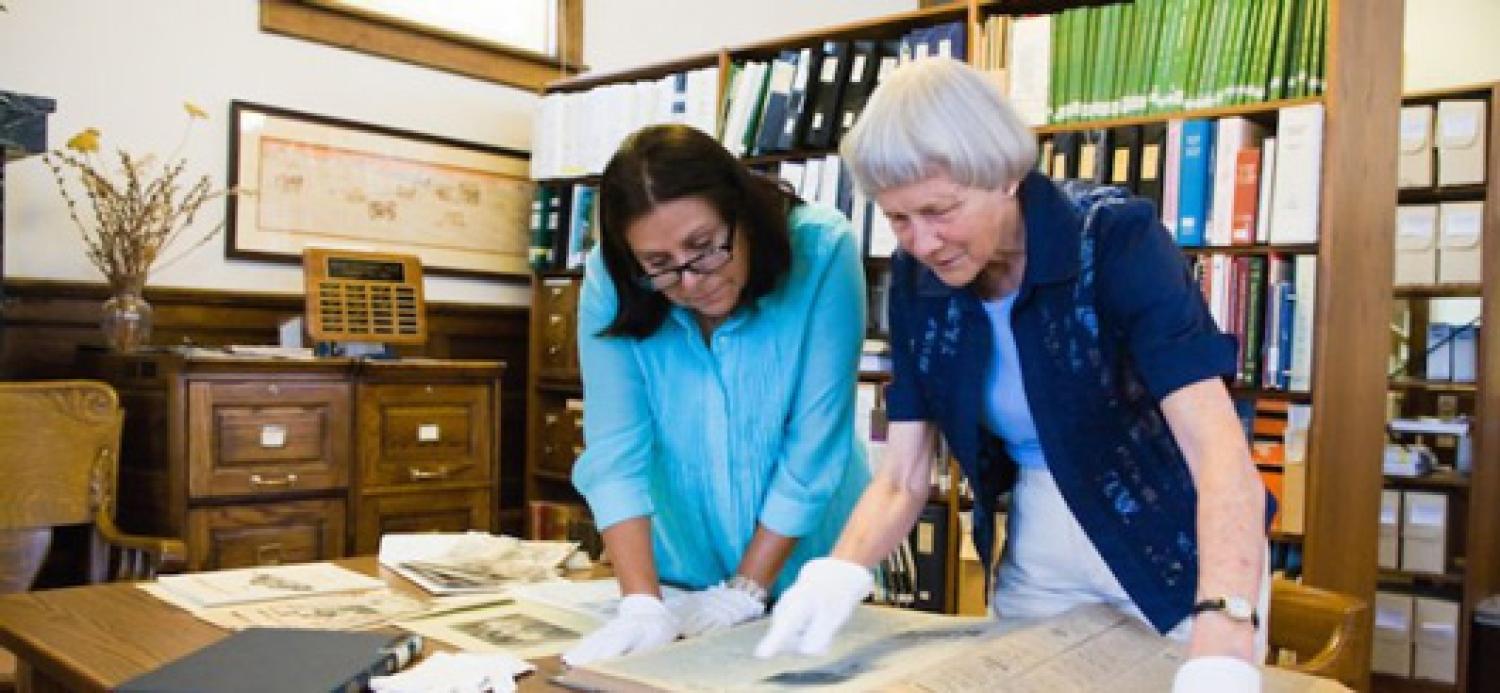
xmin=249 ymin=473 xmax=299 ymax=487
xmin=547 ymin=345 xmax=561 ymax=356
xmin=256 ymin=543 xmax=284 ymax=565
xmin=417 ymin=423 xmax=441 ymax=442
xmin=408 ymin=466 xmax=451 ymax=481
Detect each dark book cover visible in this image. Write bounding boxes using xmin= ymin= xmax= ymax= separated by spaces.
xmin=118 ymin=628 xmax=419 ymax=693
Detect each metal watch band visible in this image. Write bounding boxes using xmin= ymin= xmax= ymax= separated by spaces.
xmin=1190 ymin=596 xmax=1260 ymax=629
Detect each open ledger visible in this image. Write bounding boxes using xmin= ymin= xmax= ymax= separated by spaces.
xmin=556 ymin=603 xmax=1349 ymax=692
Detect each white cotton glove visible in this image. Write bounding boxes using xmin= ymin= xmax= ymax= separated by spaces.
xmin=676 ymin=582 xmax=768 ymax=637
xmin=561 ymin=594 xmax=679 ymax=667
xmin=753 ymin=557 xmax=873 ymax=658
xmin=1171 ymin=656 xmax=1262 ymax=693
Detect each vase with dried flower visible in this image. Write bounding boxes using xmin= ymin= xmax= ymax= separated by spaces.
xmin=43 ymin=102 xmax=229 ymax=352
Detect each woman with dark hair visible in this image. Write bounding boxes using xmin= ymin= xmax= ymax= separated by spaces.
xmin=561 ymin=124 xmax=870 ymax=665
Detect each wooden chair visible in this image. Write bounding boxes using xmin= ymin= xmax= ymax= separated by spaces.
xmin=0 ymin=381 xmax=186 ymax=690
xmin=1266 ymin=577 xmax=1369 ymax=690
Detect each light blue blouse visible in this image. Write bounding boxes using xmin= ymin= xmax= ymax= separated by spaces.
xmin=572 ymin=203 xmax=870 ymax=595
xmin=980 ymin=294 xmax=1048 ymax=469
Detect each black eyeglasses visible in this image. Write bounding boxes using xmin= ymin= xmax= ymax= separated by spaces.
xmin=634 ymin=216 xmax=737 ymax=292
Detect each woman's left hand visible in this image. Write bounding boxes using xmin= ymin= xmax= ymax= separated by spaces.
xmin=1171 ymin=656 xmax=1261 ymax=692
xmin=675 ymin=581 xmax=767 ymax=636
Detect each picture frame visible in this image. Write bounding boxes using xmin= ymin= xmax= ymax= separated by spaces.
xmin=226 ymin=100 xmax=534 ymax=279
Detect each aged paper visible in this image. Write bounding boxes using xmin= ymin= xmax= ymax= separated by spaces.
xmin=561 ymin=606 xmax=992 ymax=692
xmin=379 ymin=533 xmax=579 ymax=595
xmin=191 ymin=589 xmax=430 ymax=631
xmin=147 ymin=563 xmax=385 ymax=608
xmin=562 ymin=604 xmax=1348 ymax=693
xmin=508 ymin=579 xmax=688 ymax=623
xmin=397 ymin=600 xmax=602 ymax=659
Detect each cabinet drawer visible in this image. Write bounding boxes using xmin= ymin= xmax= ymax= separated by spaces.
xmin=188 ymin=380 xmax=351 ymax=498
xmin=187 ymin=498 xmax=346 ymax=571
xmin=357 ymin=383 xmax=494 ymax=489
xmin=352 ymin=489 xmax=492 ymax=554
xmin=537 ymin=279 xmax=580 ymax=379
xmin=537 ymin=399 xmax=584 ymax=477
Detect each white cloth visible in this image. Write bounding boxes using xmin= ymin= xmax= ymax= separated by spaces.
xmin=369 ymin=652 xmax=533 ymax=693
xmin=753 ymin=557 xmax=873 ymax=658
xmin=561 ymin=593 xmax=679 ymax=666
xmin=1171 ymin=655 xmax=1262 ymax=692
xmin=992 ymin=465 xmax=1270 ymax=660
xmin=676 ymin=582 xmax=766 ymax=637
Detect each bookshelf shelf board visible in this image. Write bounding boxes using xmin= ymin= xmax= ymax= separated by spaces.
xmin=726 ymin=4 xmax=970 ymax=60
xmin=545 ymin=51 xmax=721 ymax=94
xmin=1397 ymin=184 xmax=1487 ymax=205
xmin=536 ymin=174 xmax=601 ymax=186
xmin=979 ymin=0 xmax=1133 ymax=17
xmin=1268 ymin=531 xmax=1304 ymax=544
xmin=1180 ymin=244 xmax=1321 ymax=256
xmin=1230 ymin=387 xmax=1314 ymax=402
xmin=743 ymin=149 xmax=839 ymax=167
xmin=1392 ymin=284 xmax=1484 ymax=299
xmin=1387 ymin=378 xmax=1479 ymax=393
xmin=1384 ymin=470 xmax=1471 ymax=492
xmin=535 ymin=269 xmax=585 ymax=280
xmin=1378 ymin=568 xmax=1467 ymax=588
xmin=1034 ymin=97 xmax=1324 ymax=135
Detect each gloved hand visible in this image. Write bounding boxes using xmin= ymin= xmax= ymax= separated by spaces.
xmin=1171 ymin=655 xmax=1261 ymax=693
xmin=753 ymin=557 xmax=873 ymax=658
xmin=676 ymin=581 xmax=767 ymax=637
xmin=561 ymin=593 xmax=679 ymax=667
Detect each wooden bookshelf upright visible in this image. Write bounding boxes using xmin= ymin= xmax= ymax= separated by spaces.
xmin=1375 ymin=81 xmax=1500 ymax=693
xmin=522 ymin=3 xmax=1405 ymax=672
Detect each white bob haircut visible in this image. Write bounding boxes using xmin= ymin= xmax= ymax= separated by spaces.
xmin=841 ymin=56 xmax=1037 ymax=196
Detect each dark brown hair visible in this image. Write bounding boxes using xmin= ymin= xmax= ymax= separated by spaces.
xmin=597 ymin=124 xmax=797 ymax=338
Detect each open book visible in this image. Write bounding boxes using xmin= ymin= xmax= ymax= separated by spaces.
xmin=556 ymin=603 xmax=1349 ymax=692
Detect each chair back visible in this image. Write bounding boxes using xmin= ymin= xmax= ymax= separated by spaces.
xmin=1268 ymin=578 xmax=1369 ymax=690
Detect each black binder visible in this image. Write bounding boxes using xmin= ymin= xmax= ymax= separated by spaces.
xmin=754 ymin=51 xmax=800 ymax=154
xmin=118 ymin=628 xmax=420 ymax=693
xmin=1137 ymin=123 xmax=1168 ymax=209
xmin=1108 ymin=125 xmax=1143 ymax=192
xmin=834 ymin=40 xmax=882 ymax=140
xmin=1050 ymin=131 xmax=1082 ymax=180
xmin=777 ymin=46 xmax=821 ymax=152
xmin=802 ymin=41 xmax=852 ymax=149
xmin=1079 ymin=128 xmax=1112 ymax=184
xmin=909 ymin=503 xmax=951 ymax=613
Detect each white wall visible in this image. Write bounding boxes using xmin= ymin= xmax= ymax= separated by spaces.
xmin=0 ymin=0 xmax=540 ymax=304
xmin=1404 ymin=0 xmax=1500 ymax=91
xmin=1 ymin=0 xmax=915 ymax=306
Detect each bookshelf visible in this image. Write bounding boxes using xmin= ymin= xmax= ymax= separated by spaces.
xmin=1375 ymin=82 xmax=1500 ymax=693
xmin=522 ymin=1 xmax=1403 ymax=667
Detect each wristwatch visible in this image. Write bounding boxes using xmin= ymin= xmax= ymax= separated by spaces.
xmin=1191 ymin=595 xmax=1260 ymax=629
xmin=726 ymin=575 xmax=769 ymax=604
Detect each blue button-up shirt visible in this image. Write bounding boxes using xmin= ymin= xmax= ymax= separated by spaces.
xmin=885 ymin=171 xmax=1241 ymax=633
xmin=573 ymin=203 xmax=870 ymax=595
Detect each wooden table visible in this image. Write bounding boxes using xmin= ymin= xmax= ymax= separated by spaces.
xmin=0 ymin=557 xmax=573 ymax=692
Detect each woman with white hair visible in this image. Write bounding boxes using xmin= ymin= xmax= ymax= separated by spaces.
xmin=755 ymin=58 xmax=1270 ymax=692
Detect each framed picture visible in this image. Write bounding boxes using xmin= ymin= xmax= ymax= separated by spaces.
xmin=226 ymin=100 xmax=533 ymax=278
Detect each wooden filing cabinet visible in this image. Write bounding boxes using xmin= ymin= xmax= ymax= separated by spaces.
xmin=82 ymin=351 xmax=503 ymax=571
xmin=534 ymin=277 xmax=580 ymax=380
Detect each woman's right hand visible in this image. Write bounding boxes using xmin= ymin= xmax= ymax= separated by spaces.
xmin=753 ymin=557 xmax=873 ymax=658
xmin=562 ymin=594 xmax=680 ymax=666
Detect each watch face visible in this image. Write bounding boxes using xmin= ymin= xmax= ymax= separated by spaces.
xmin=1225 ymin=596 xmax=1254 ymax=621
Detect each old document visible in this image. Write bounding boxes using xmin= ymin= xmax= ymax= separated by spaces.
xmin=561 ymin=604 xmax=1347 ymax=692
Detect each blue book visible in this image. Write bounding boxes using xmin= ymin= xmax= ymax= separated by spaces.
xmin=1277 ymin=277 xmax=1296 ymax=389
xmin=1175 ymin=119 xmax=1215 ymax=247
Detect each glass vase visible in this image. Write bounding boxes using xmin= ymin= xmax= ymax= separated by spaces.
xmin=101 ymin=278 xmax=153 ymax=352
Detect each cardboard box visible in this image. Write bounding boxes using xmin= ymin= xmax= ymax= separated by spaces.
xmin=1373 ymin=591 xmax=1415 ymax=677
xmin=1378 ymin=490 xmax=1401 ymax=570
xmin=1413 ymin=597 xmax=1460 ymax=683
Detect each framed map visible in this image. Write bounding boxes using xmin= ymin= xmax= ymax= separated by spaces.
xmin=226 ymin=100 xmax=533 ymax=278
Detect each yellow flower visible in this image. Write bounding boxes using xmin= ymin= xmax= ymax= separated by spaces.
xmin=66 ymin=128 xmax=102 ymax=154
xmin=183 ymin=101 xmax=208 ymax=119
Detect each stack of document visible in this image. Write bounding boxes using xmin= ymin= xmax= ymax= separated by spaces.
xmin=149 ymin=563 xmax=385 ymax=609
xmin=378 ymin=532 xmax=579 ymax=596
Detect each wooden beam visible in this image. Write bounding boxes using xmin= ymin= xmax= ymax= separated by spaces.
xmin=260 ymin=0 xmax=583 ymax=93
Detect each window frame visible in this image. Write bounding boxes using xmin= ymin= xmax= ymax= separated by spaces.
xmin=260 ymin=0 xmax=585 ymax=92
